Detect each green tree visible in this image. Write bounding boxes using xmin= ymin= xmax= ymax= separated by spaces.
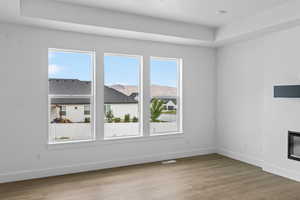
xmin=105 ymin=110 xmax=114 ymax=123
xmin=150 ymin=98 xmax=164 ymax=122
xmin=132 ymin=116 xmax=138 ymax=122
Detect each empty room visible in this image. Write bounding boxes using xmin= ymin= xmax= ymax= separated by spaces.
xmin=2 ymin=0 xmax=300 ymax=199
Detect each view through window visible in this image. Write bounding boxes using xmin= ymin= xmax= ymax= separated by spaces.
xmin=48 ymin=50 xmax=182 ymax=143
xmin=104 ymin=54 xmax=141 ymax=138
xmin=150 ymin=57 xmax=181 ymax=135
xmin=48 ymin=49 xmax=94 ymax=143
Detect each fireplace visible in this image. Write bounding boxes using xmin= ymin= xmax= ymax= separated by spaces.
xmin=288 ymin=131 xmax=300 ymax=161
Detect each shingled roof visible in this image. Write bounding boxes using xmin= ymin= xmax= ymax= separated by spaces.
xmin=49 ymin=79 xmax=137 ymax=104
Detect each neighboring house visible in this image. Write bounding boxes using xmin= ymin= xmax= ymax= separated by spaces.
xmin=152 ymin=96 xmax=177 ymax=111
xmin=50 ymin=101 xmax=91 ymax=123
xmin=109 ymin=84 xmax=178 ymax=111
xmin=49 ymin=79 xmax=138 ymax=123
xmin=104 ymin=85 xmax=138 ymax=118
xmin=165 ymin=100 xmax=177 ymax=110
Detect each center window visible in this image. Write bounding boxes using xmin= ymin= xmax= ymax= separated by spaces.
xmin=104 ymin=54 xmax=142 ymax=139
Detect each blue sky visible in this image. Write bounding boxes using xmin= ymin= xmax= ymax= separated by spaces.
xmin=49 ymin=52 xmax=177 ymax=87
xmin=49 ymin=51 xmax=92 ymax=81
xmin=150 ymin=59 xmax=177 ymax=87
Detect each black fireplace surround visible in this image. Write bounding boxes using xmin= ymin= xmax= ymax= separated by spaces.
xmin=288 ymin=131 xmax=300 ymax=161
xmin=274 ymin=85 xmax=300 ymax=98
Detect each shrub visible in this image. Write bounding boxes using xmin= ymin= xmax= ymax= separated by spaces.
xmin=56 ymin=136 xmax=70 ymax=140
xmin=114 ymin=118 xmax=121 ymax=123
xmin=124 ymin=114 xmax=130 ymax=122
xmin=105 ymin=110 xmax=114 ymax=123
xmin=84 ymin=117 xmax=90 ymax=123
xmin=52 ymin=118 xmax=72 ymax=123
xmin=132 ymin=116 xmax=138 ymax=122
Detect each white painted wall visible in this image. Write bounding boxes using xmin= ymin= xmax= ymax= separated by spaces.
xmin=217 ymin=25 xmax=300 ymax=181
xmin=216 ymin=38 xmax=264 ymax=166
xmin=0 ymin=23 xmax=216 ymax=183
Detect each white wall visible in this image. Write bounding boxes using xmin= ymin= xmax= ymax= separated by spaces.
xmin=217 ymin=25 xmax=300 ymax=181
xmin=217 ymin=38 xmax=264 ymax=166
xmin=0 ymin=23 xmax=216 ymax=183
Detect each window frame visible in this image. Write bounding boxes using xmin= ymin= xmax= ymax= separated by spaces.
xmin=149 ymin=56 xmax=183 ymax=136
xmin=48 ymin=48 xmax=96 ymax=144
xmin=103 ymin=53 xmax=144 ymax=140
xmin=47 ymin=50 xmax=183 ymax=146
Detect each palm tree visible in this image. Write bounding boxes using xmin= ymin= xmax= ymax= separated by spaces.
xmin=150 ymin=98 xmax=164 ymax=122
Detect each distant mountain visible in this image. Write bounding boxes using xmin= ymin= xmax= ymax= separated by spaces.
xmin=109 ymin=84 xmax=177 ymax=97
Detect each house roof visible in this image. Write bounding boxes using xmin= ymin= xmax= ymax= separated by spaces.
xmin=49 ymin=79 xmax=137 ymax=104
xmin=152 ymin=96 xmax=177 ymax=105
xmin=50 ymin=98 xmax=90 ymax=105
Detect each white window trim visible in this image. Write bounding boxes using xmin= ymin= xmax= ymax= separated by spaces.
xmin=48 ymin=48 xmax=96 ymax=145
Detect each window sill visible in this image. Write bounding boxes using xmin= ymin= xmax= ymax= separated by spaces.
xmin=150 ymin=132 xmax=183 ymax=136
xmin=47 ymin=139 xmax=97 ymax=150
xmin=47 ymin=132 xmax=184 ymax=150
xmin=103 ymin=132 xmax=184 ymax=144
xmin=104 ymin=135 xmax=143 ymax=141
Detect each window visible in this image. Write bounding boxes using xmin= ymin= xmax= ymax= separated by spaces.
xmin=168 ymin=106 xmax=174 ymax=110
xmin=104 ymin=54 xmax=142 ymax=139
xmin=60 ymin=105 xmax=66 ymax=116
xmin=104 ymin=104 xmax=111 ymax=114
xmin=48 ymin=50 xmax=182 ymax=144
xmin=84 ymin=105 xmax=90 ymax=115
xmin=150 ymin=57 xmax=182 ymax=135
xmin=48 ymin=49 xmax=95 ymax=144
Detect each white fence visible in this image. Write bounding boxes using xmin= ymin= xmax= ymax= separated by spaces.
xmin=49 ymin=122 xmax=178 ymax=142
xmin=49 ymin=123 xmax=93 ymax=143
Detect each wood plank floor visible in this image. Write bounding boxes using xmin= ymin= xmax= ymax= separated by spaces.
xmin=1 ymin=154 xmax=300 ymax=200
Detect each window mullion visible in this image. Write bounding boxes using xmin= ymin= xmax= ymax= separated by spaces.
xmin=142 ymin=56 xmax=150 ymax=137
xmin=96 ymin=52 xmax=104 ymax=141
xmin=178 ymin=58 xmax=183 ymax=133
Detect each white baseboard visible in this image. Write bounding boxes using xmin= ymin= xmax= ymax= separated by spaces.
xmin=263 ymin=163 xmax=300 ymax=182
xmin=218 ymin=148 xmax=300 ymax=182
xmin=0 ymin=147 xmax=216 ymax=184
xmin=217 ymin=148 xmax=263 ymax=167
